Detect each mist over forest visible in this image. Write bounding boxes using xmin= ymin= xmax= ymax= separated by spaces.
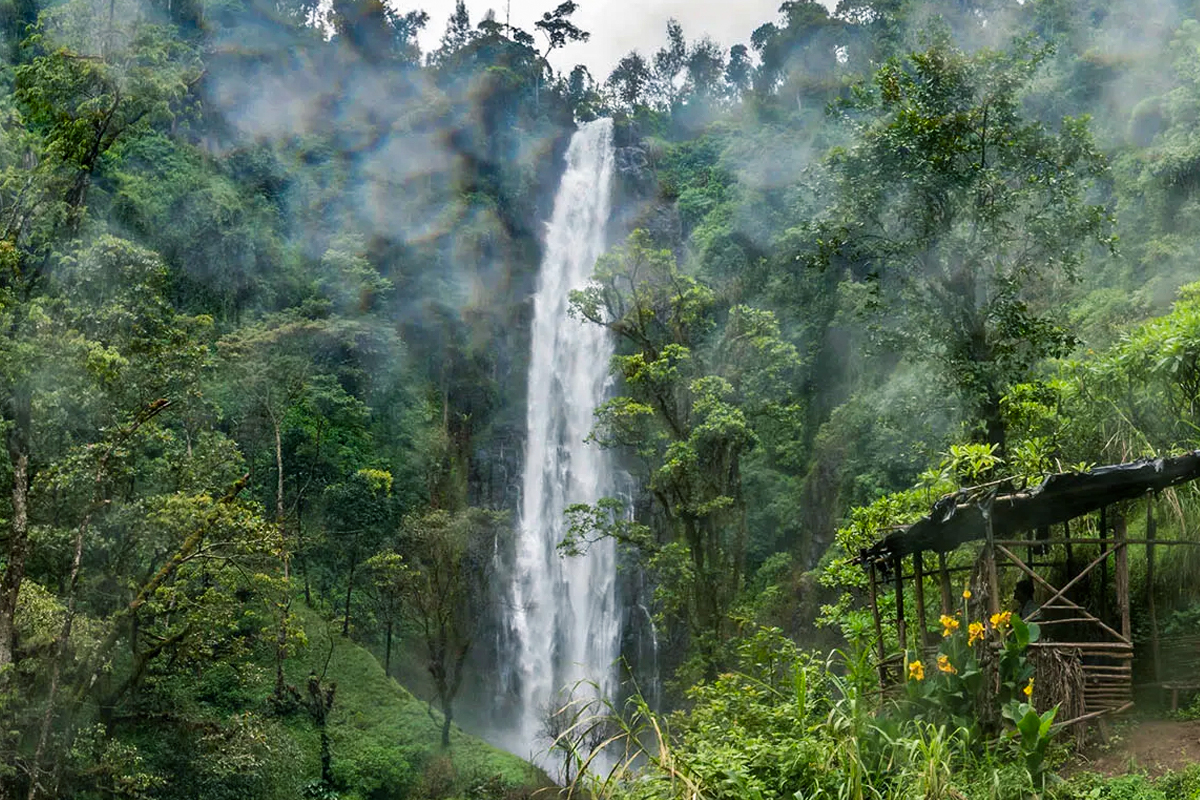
xmin=4 ymin=0 xmax=1200 ymax=797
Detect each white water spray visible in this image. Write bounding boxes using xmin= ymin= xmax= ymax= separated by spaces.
xmin=503 ymin=118 xmax=619 ymax=757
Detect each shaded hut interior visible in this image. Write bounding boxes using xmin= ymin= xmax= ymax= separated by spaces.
xmin=855 ymin=451 xmax=1200 ymax=730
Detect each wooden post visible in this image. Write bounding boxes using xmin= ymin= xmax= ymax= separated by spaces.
xmin=938 ymin=551 xmax=952 ymax=616
xmin=984 ymin=498 xmax=1002 ymax=617
xmin=893 ymin=553 xmax=907 ymax=653
xmin=1100 ymin=505 xmax=1109 ymax=623
xmin=914 ymin=550 xmax=928 ymax=646
xmin=1147 ymin=495 xmax=1161 ymax=684
xmin=1113 ymin=512 xmax=1131 ymax=644
xmin=866 ymin=552 xmax=886 ymax=686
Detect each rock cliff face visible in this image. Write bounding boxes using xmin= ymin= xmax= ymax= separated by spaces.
xmin=614 ymin=145 xmax=654 ymax=191
xmin=611 ymin=139 xmax=684 ymax=256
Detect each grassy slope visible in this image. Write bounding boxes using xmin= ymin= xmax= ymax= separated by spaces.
xmin=118 ymin=605 xmax=544 ymax=800
xmin=288 ymin=612 xmax=546 ymax=799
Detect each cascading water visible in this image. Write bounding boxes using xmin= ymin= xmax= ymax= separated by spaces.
xmin=501 ymin=118 xmax=619 ymax=759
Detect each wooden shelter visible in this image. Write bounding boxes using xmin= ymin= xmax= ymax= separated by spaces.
xmin=855 ymin=451 xmax=1200 ymax=728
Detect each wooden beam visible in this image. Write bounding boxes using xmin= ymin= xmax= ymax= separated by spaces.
xmin=875 ymin=566 xmax=975 ymax=582
xmin=1114 ymin=512 xmax=1131 ymax=644
xmin=913 ymin=550 xmax=928 ymax=646
xmin=1147 ymin=494 xmax=1161 ymax=684
xmin=1100 ymin=505 xmax=1109 ymax=623
xmin=1052 ymin=701 xmax=1134 ymax=731
xmin=1027 ymin=641 xmax=1133 ymax=652
xmin=893 ymin=553 xmax=907 ymax=653
xmin=867 ymin=552 xmax=886 ymax=686
xmin=1025 ymin=545 xmax=1119 ymax=625
xmin=995 ymin=544 xmax=1129 ymax=644
xmin=984 ymin=497 xmax=1001 ymax=617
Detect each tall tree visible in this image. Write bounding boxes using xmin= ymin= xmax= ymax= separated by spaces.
xmin=0 ymin=237 xmax=270 ymax=796
xmin=725 ymin=43 xmax=753 ymax=98
xmin=330 ymin=0 xmax=428 ymax=63
xmin=685 ymin=36 xmax=726 ymax=102
xmin=608 ymin=51 xmax=651 ymax=108
xmin=569 ymin=230 xmax=804 ymax=678
xmin=399 ymin=508 xmax=505 ymax=747
xmin=820 ymin=41 xmax=1114 ymax=453
xmin=324 ymin=468 xmax=394 ymax=637
xmin=534 ymin=0 xmax=589 ymax=61
xmin=651 ymin=18 xmax=687 ymax=109
xmin=750 ymin=0 xmax=841 ymax=103
xmin=434 ymin=0 xmax=474 ymax=60
xmin=0 ymin=1 xmax=198 ymax=674
xmin=364 ymin=549 xmax=407 ymax=677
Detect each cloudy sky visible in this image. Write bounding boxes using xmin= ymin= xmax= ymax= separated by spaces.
xmin=413 ymin=0 xmax=833 ymax=79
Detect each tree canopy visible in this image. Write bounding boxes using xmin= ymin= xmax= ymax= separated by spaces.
xmin=3 ymin=0 xmax=1200 ymax=796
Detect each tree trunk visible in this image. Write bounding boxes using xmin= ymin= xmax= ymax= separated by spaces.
xmin=441 ymin=697 xmax=453 ymax=748
xmin=271 ymin=413 xmax=290 ymax=697
xmin=342 ymin=554 xmax=356 ymax=637
xmin=298 ymin=498 xmax=312 ymax=606
xmin=683 ymin=514 xmax=721 ymax=680
xmin=307 ymin=675 xmax=336 ymax=788
xmin=443 ymin=642 xmax=470 ymax=749
xmin=274 ymin=415 xmax=285 ymax=528
xmin=28 ymin=503 xmax=88 ymax=800
xmin=981 ymin=388 xmax=1006 ymax=460
xmin=320 ymin=728 xmax=333 ymax=786
xmin=384 ymin=620 xmax=393 ymax=677
xmin=0 ymin=389 xmax=31 ymax=674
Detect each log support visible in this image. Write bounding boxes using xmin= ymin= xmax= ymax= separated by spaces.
xmin=984 ymin=498 xmax=1001 ymax=617
xmin=1100 ymin=506 xmax=1109 ymax=623
xmin=914 ymin=550 xmax=928 ymax=646
xmin=1147 ymin=494 xmax=1161 ymax=684
xmin=866 ymin=551 xmax=886 ymax=686
xmin=1114 ymin=512 xmax=1131 ymax=644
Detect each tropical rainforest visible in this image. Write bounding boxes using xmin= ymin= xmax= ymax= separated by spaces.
xmin=5 ymin=0 xmax=1200 ymax=796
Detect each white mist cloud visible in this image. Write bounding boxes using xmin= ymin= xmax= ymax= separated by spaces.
xmin=412 ymin=0 xmax=837 ymax=79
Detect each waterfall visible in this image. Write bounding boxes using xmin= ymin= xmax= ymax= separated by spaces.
xmin=502 ymin=118 xmax=619 ymax=759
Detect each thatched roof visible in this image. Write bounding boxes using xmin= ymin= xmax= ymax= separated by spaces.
xmin=855 ymin=451 xmax=1200 ymax=565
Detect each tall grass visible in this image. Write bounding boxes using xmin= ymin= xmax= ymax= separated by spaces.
xmin=543 ymin=630 xmax=1078 ymax=800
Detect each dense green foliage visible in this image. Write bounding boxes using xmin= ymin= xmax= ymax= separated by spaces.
xmin=5 ymin=0 xmax=1200 ymax=796
xmin=0 ymin=0 xmax=585 ymax=794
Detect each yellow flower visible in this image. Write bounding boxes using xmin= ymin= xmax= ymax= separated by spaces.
xmin=937 ymin=654 xmax=956 ymax=674
xmin=963 ymin=587 xmax=972 ymax=600
xmin=990 ymin=611 xmax=1012 ymax=630
xmin=1024 ymin=678 xmax=1034 ymax=699
xmin=908 ymin=660 xmax=925 ymax=681
xmin=968 ymin=621 xmax=985 ymax=645
xmin=940 ymin=614 xmax=961 ymax=637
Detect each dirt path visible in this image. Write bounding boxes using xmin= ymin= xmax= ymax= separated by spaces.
xmin=1065 ymin=719 xmax=1200 ymax=778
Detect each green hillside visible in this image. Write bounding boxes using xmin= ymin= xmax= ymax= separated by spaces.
xmin=102 ymin=607 xmax=546 ymax=800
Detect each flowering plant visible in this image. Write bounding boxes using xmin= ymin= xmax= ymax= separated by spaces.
xmin=904 ymin=588 xmax=1057 ymax=789
xmin=905 ymin=592 xmax=986 ymax=730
